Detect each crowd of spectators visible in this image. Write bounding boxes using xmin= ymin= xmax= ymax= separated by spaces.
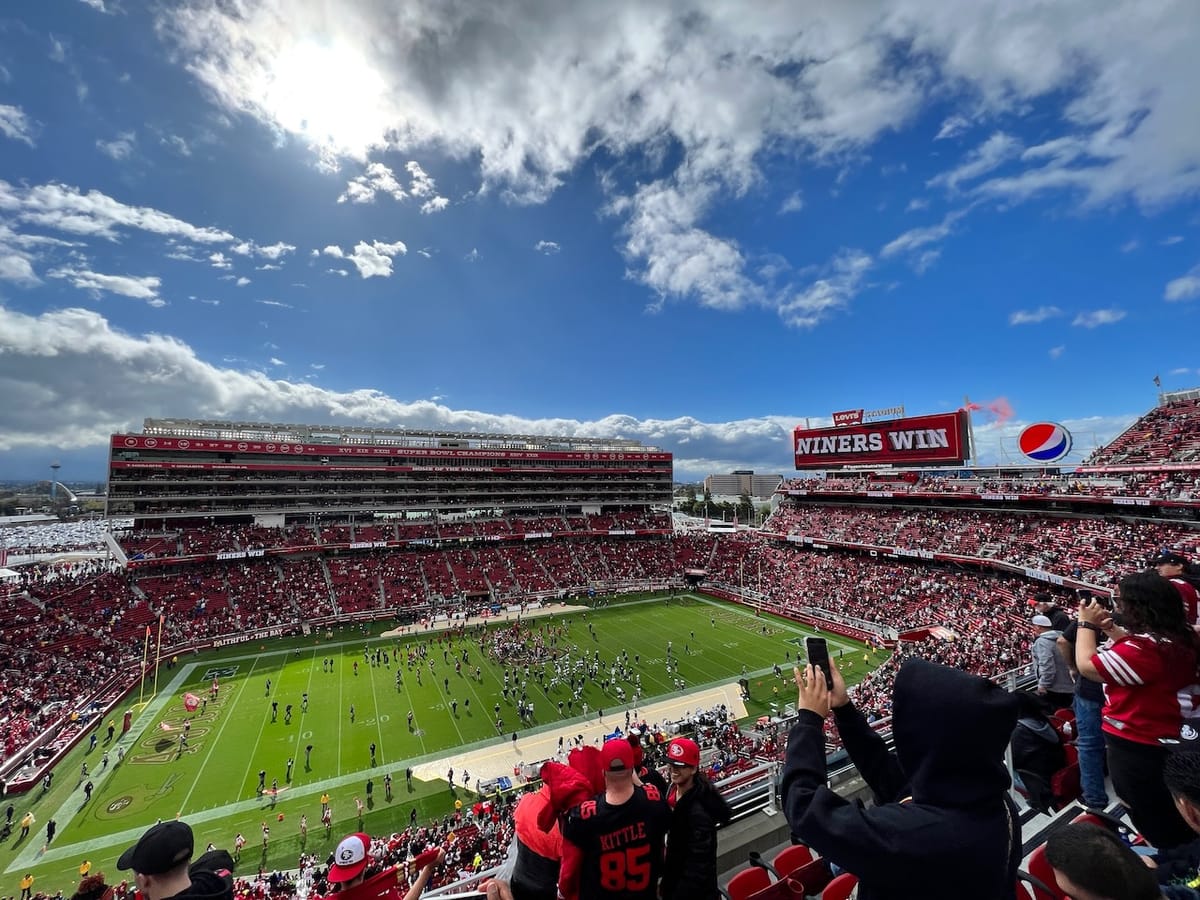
xmin=766 ymin=502 xmax=1193 ymax=584
xmin=782 ymin=469 xmax=1200 ymax=501
xmin=1083 ymin=395 xmax=1200 ymax=466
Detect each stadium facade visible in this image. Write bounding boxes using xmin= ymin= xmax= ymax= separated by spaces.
xmin=107 ymin=418 xmax=673 ymax=526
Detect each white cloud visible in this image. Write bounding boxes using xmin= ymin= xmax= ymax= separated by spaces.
xmin=78 ymin=0 xmax=110 ymax=10
xmin=163 ymin=134 xmax=192 ymax=156
xmin=534 ymin=240 xmax=561 ymax=255
xmin=257 ymin=299 xmax=294 ymax=308
xmin=1009 ymin=306 xmax=1063 ymax=325
xmin=1165 ymin=265 xmax=1200 ymax=302
xmin=881 ymin=209 xmax=965 ymax=260
xmin=310 ymin=363 xmax=325 ymax=370
xmin=269 ymin=357 xmax=286 ymax=366
xmin=326 ymin=268 xmax=349 ymax=277
xmin=0 ymin=180 xmax=235 ymax=244
xmin=416 ymin=248 xmax=432 ymax=259
xmin=1171 ymin=367 xmax=1192 ymax=375
xmin=1049 ymin=345 xmax=1065 ymax=359
xmin=1072 ymin=308 xmax=1127 ymax=328
xmin=927 ymin=132 xmax=1021 ymax=192
xmin=257 ymin=242 xmax=296 ymax=260
xmin=328 ymin=240 xmax=409 ymax=278
xmin=405 ymin=161 xmax=436 ymax=197
xmin=321 ymin=245 xmax=344 ymax=258
xmin=48 ymin=267 xmax=162 ymax=303
xmin=779 ymin=191 xmax=804 ymax=214
xmin=0 ymin=306 xmax=1145 ymax=477
xmin=1120 ymin=239 xmax=1140 ymax=253
xmin=1162 ymin=235 xmax=1184 ymax=246
xmin=0 ymin=104 xmax=37 ymax=146
xmin=339 ymin=162 xmax=406 ymax=204
xmin=235 ymin=276 xmax=251 ymax=286
xmin=156 ymin=0 xmax=1200 ymax=320
xmin=96 ymin=131 xmax=137 ymax=160
xmin=208 ymin=252 xmax=232 ymax=269
xmin=777 ymin=250 xmax=872 ymax=329
xmin=0 ymin=253 xmax=40 ymax=285
xmin=406 ymin=162 xmax=448 ymax=212
xmin=905 ymin=198 xmax=929 ymax=212
xmin=464 ymin=248 xmax=480 ymax=263
xmin=256 ymin=263 xmax=282 ymax=271
xmin=934 ymin=114 xmax=970 ymax=141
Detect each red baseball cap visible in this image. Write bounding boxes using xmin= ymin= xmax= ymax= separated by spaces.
xmin=328 ymin=833 xmax=372 ymax=883
xmin=600 ymin=739 xmax=635 ymax=773
xmin=667 ymin=738 xmax=700 ymax=767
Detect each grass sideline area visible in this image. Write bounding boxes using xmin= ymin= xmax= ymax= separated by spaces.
xmin=0 ymin=593 xmax=888 ymax=894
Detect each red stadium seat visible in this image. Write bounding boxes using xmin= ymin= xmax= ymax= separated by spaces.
xmin=820 ymin=873 xmax=856 ymax=900
xmin=1026 ymin=845 xmax=1067 ymax=900
xmin=1017 ymin=870 xmax=1060 ymax=900
xmin=786 ymin=858 xmax=833 ymax=896
xmin=1049 ymin=762 xmax=1082 ymax=810
xmin=771 ymin=844 xmax=814 ymax=877
xmin=727 ymin=867 xmax=773 ymax=900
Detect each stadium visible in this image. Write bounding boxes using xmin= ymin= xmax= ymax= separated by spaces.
xmin=2 ymin=393 xmax=1200 ymax=899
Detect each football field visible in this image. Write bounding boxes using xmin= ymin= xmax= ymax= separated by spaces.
xmin=0 ymin=593 xmax=887 ymax=893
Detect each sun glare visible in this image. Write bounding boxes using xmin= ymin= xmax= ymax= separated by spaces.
xmin=263 ymin=41 xmax=390 ymax=160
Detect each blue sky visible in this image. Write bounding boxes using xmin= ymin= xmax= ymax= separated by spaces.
xmin=1 ymin=0 xmax=1199 ymax=483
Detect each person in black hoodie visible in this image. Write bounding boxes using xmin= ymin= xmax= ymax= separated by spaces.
xmin=782 ymin=657 xmax=1020 ymax=900
xmin=115 ymin=821 xmax=234 ymax=900
xmin=660 ymin=737 xmax=732 ymax=900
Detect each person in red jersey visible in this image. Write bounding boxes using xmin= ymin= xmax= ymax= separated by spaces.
xmin=560 ymin=739 xmax=670 ymax=900
xmin=1076 ymin=571 xmax=1200 ymax=848
xmin=1152 ymin=551 xmax=1200 ymax=628
xmin=325 ymin=833 xmax=442 ymax=900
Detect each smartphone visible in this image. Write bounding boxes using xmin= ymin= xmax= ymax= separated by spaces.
xmin=805 ymin=637 xmax=833 ymax=690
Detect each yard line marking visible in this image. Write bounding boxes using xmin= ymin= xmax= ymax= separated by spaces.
xmin=237 ymin=654 xmax=292 ymax=800
xmin=178 ymin=654 xmax=262 ymax=815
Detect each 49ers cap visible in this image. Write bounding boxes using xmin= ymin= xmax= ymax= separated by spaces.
xmin=328 ymin=833 xmax=372 ymax=883
xmin=667 ymin=737 xmax=700 ymax=767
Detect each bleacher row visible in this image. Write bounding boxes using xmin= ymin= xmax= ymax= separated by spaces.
xmin=765 ymin=503 xmax=1193 ymax=585
xmin=1084 ymin=395 xmax=1200 ymax=467
xmin=781 ymin=469 xmax=1200 ymax=501
xmin=720 ymin=807 xmax=1139 ymax=900
xmin=116 ymin=511 xmax=670 ymax=561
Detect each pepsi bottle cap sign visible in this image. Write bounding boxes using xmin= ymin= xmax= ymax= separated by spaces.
xmin=1018 ymin=422 xmax=1073 ymax=462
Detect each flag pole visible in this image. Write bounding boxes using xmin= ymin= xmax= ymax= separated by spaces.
xmin=152 ymin=614 xmax=165 ymax=701
xmin=138 ymin=624 xmax=151 ymax=707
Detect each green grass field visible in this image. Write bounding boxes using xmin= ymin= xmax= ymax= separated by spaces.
xmin=0 ymin=594 xmax=887 ymax=895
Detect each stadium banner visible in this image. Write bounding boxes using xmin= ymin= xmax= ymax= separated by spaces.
xmin=793 ymin=411 xmax=969 ymax=469
xmin=111 ymin=435 xmax=671 ymax=464
xmin=831 ymin=409 xmax=863 ymax=427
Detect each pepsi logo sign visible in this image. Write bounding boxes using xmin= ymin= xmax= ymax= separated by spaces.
xmin=1018 ymin=422 xmax=1073 ymax=463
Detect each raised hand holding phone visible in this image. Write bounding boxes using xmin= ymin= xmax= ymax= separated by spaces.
xmin=805 ymin=636 xmax=833 ymax=690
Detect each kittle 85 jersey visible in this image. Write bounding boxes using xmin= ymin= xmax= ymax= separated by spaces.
xmin=562 ymin=785 xmax=671 ymax=900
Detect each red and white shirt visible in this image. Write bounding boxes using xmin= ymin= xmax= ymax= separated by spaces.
xmin=1090 ymin=632 xmax=1199 ymax=745
xmin=1169 ymin=578 xmax=1200 ymax=626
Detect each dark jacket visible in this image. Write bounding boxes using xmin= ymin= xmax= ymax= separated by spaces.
xmin=661 ymin=776 xmax=733 ymax=900
xmin=167 ymin=850 xmax=234 ymax=900
xmin=1010 ymin=710 xmax=1066 ymax=814
xmin=781 ymin=659 xmax=1020 ymax=900
xmin=1155 ymin=836 xmax=1200 ymax=899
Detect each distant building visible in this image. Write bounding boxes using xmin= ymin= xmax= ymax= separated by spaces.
xmin=703 ymin=471 xmax=782 ymax=501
